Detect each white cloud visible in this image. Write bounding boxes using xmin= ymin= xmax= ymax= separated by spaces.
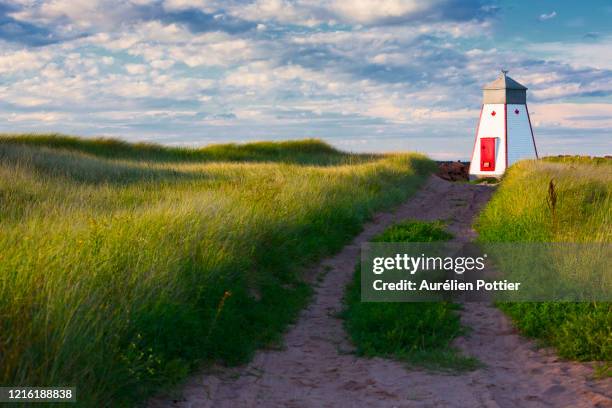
xmin=11 ymin=96 xmax=52 ymax=107
xmin=222 ymin=61 xmax=350 ymax=100
xmin=234 ymin=0 xmax=322 ymax=27
xmin=89 ymin=109 xmax=199 ymax=120
xmin=290 ymin=21 xmax=489 ymax=51
xmin=162 ymin=0 xmax=218 ymax=11
xmin=530 ymin=103 xmax=612 ymax=129
xmin=0 ymin=50 xmax=51 ymax=74
xmin=150 ymin=59 xmax=176 ymax=69
xmin=125 ymin=64 xmax=148 ymax=75
xmin=167 ymin=36 xmax=253 ymax=67
xmin=531 ymin=83 xmax=583 ymax=100
xmin=513 ymin=72 xmax=562 ymax=86
xmin=527 ymin=36 xmax=612 ymax=70
xmin=4 ymin=111 xmax=69 ymax=122
xmin=411 ymin=108 xmax=477 ymax=121
xmin=329 ymin=0 xmax=433 ymax=24
xmin=230 ymin=0 xmax=447 ymax=26
xmin=224 ymin=62 xmax=273 ymax=89
xmin=87 ymin=23 xmax=256 ymax=68
xmin=538 ymin=11 xmax=557 ymax=21
xmin=366 ymin=101 xmax=405 ymax=121
xmin=9 ymin=0 xmax=156 ymax=31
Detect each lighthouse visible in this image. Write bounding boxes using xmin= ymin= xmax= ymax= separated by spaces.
xmin=469 ymin=70 xmax=538 ymax=179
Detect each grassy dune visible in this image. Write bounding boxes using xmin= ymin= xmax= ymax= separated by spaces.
xmin=0 ymin=134 xmax=377 ymax=166
xmin=476 ymin=158 xmax=611 ymax=364
xmin=0 ymin=135 xmax=435 ymax=406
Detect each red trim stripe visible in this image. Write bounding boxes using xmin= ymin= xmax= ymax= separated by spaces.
xmin=504 ymin=104 xmax=508 ymax=170
xmin=525 ymin=105 xmax=539 ymax=159
xmin=468 ymin=105 xmax=484 ymax=175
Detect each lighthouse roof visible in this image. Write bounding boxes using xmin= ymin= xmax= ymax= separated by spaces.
xmin=482 ymin=70 xmax=528 ymax=104
xmin=484 ymin=71 xmax=527 ymax=90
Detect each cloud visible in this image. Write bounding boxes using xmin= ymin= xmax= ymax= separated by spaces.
xmin=3 ymin=0 xmax=255 ymax=44
xmin=530 ymin=103 xmax=612 ymax=129
xmin=329 ymin=0 xmax=492 ymax=24
xmin=165 ymin=34 xmax=253 ymax=67
xmin=538 ymin=11 xmax=556 ymax=21
xmin=237 ymin=0 xmax=321 ymax=26
xmin=330 ymin=0 xmax=432 ymax=24
xmin=163 ymin=0 xmax=217 ymax=12
xmin=0 ymin=1 xmax=72 ymax=45
xmin=3 ymin=111 xmax=69 ymax=123
xmin=526 ymin=35 xmax=612 ymax=70
xmin=7 ymin=0 xmax=146 ymax=31
xmin=10 ymin=96 xmax=52 ymax=107
xmin=0 ymin=49 xmax=52 ymax=74
xmin=159 ymin=8 xmax=255 ymax=34
xmin=230 ymin=0 xmax=492 ymax=26
xmin=125 ymin=63 xmax=148 ymax=74
xmin=84 ymin=21 xmax=256 ymax=68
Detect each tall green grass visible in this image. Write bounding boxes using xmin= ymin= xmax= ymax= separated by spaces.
xmin=0 ymin=134 xmax=435 ymax=406
xmin=476 ymin=158 xmax=611 ymax=363
xmin=0 ymin=134 xmax=375 ymax=165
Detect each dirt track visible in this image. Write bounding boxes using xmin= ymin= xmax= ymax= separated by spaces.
xmin=150 ymin=176 xmax=611 ymax=408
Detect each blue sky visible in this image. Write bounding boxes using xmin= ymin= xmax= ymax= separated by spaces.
xmin=0 ymin=0 xmax=610 ymax=159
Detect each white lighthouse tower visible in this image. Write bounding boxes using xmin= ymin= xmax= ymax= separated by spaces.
xmin=469 ymin=70 xmax=538 ymax=179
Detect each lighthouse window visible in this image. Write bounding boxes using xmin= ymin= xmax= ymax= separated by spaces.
xmin=491 ymin=111 xmax=496 ymax=116
xmin=514 ymin=109 xmax=520 ymax=114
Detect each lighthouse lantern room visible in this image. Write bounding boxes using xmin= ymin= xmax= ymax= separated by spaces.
xmin=468 ymin=70 xmax=538 ymax=179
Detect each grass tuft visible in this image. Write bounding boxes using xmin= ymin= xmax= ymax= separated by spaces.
xmin=342 ymin=221 xmax=479 ymax=372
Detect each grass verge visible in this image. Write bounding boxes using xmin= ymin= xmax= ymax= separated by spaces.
xmin=475 ymin=158 xmax=611 ymax=366
xmin=0 ymin=134 xmax=436 ymax=406
xmin=342 ymin=221 xmax=479 ymax=372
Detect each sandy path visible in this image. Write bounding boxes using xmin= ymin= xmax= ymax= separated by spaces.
xmin=150 ymin=176 xmax=611 ymax=408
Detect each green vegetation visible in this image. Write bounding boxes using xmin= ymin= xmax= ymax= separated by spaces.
xmin=469 ymin=176 xmax=498 ymax=185
xmin=476 ymin=158 xmax=611 ymax=365
xmin=0 ymin=134 xmax=435 ymax=406
xmin=0 ymin=133 xmax=376 ymax=165
xmin=342 ymin=221 xmax=479 ymax=371
xmin=373 ymin=221 xmax=453 ymax=243
xmin=543 ymin=155 xmax=611 ymax=166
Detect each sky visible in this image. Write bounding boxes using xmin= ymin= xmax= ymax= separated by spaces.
xmin=0 ymin=0 xmax=610 ymax=159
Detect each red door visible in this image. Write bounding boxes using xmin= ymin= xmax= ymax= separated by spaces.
xmin=480 ymin=138 xmax=496 ymax=171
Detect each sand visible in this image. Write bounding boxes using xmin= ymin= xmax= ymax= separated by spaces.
xmin=149 ymin=176 xmax=611 ymax=408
